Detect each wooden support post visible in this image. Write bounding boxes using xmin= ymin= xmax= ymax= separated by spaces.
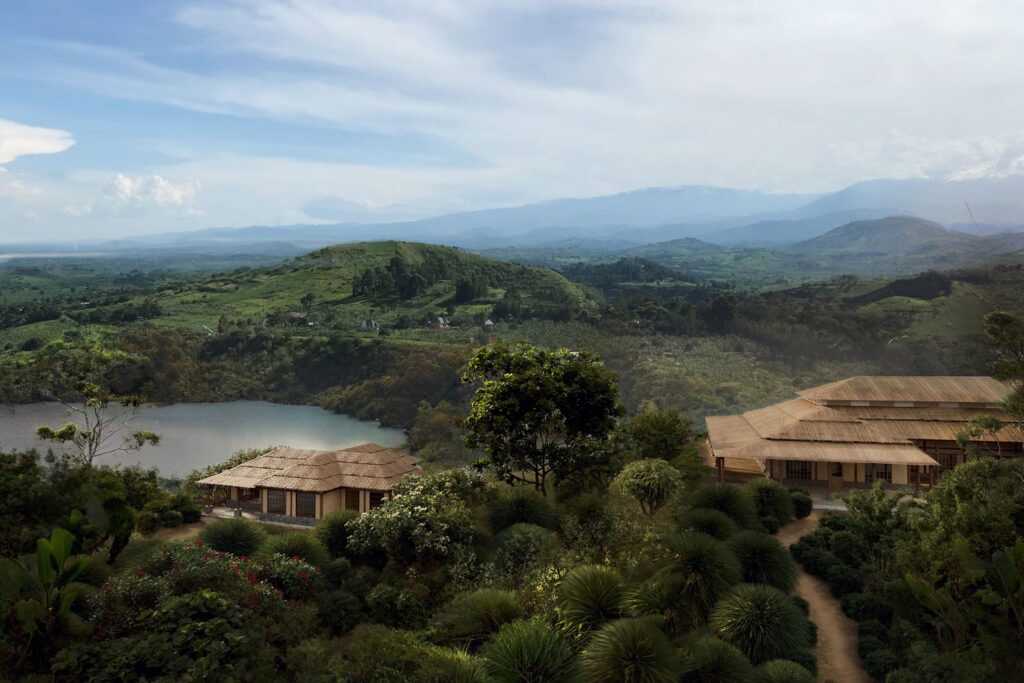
xmin=827 ymin=463 xmax=833 ymax=494
xmin=716 ymin=457 xmax=724 ymax=482
xmin=914 ymin=467 xmax=920 ymax=492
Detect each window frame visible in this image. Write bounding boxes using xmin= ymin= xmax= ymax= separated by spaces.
xmin=295 ymin=491 xmax=316 ymax=518
xmin=267 ymin=489 xmax=286 ymax=515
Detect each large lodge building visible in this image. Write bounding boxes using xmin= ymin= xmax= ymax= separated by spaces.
xmin=706 ymin=376 xmax=1023 ymax=491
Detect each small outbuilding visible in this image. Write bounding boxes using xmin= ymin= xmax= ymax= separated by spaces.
xmin=198 ymin=443 xmax=420 ymax=520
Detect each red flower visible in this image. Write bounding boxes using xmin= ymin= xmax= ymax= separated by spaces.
xmin=136 ymin=570 xmax=146 ymax=577
xmin=101 ymin=582 xmax=110 ymax=590
xmin=298 ymin=571 xmax=309 ymax=584
xmin=313 ymin=566 xmax=321 ymax=573
xmin=194 ymin=540 xmax=204 ymax=546
xmin=291 ymin=555 xmax=300 ymax=561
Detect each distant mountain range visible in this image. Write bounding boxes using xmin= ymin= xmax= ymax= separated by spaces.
xmin=5 ymin=175 xmax=1024 ymax=258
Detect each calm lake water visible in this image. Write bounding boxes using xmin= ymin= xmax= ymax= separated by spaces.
xmin=0 ymin=401 xmax=404 ymax=477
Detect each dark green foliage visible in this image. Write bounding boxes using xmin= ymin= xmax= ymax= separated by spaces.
xmin=862 ymin=648 xmax=899 ymax=680
xmin=316 ymin=509 xmax=359 ymax=558
xmin=759 ymin=516 xmax=780 ymax=535
xmin=619 ymin=403 xmax=699 ymax=466
xmin=614 ymin=459 xmax=684 ymax=517
xmin=579 ymin=618 xmax=682 ymax=683
xmin=680 ymin=638 xmax=755 ymax=683
xmin=689 ymin=485 xmax=760 ymax=530
xmin=680 ymin=508 xmax=740 ymax=540
xmin=823 ymin=561 xmax=861 ymax=597
xmin=136 ymin=493 xmax=200 ymax=533
xmin=790 ymin=596 xmax=809 ymax=616
xmin=264 ymin=531 xmax=330 ymax=568
xmin=828 ymin=530 xmax=867 ymax=567
xmin=745 ymin=480 xmax=795 ymax=526
xmin=320 ymin=589 xmax=362 ymax=635
xmin=817 ymin=511 xmax=850 ymax=533
xmin=491 ymin=523 xmax=561 ymax=583
xmin=482 ymin=619 xmax=580 ymax=683
xmin=645 ymin=532 xmax=741 ymax=624
xmin=435 ymin=589 xmax=524 ymax=646
xmin=709 ymin=584 xmax=812 ymax=664
xmin=366 ymin=582 xmax=429 ymax=629
xmin=198 ymin=517 xmax=267 ymax=556
xmin=488 ymin=486 xmax=559 ymax=532
xmin=779 ymin=649 xmax=816 ymax=676
xmin=727 ymin=531 xmax=797 ymax=592
xmin=464 ymin=343 xmax=622 ymax=495
xmin=857 ymin=618 xmax=889 ymax=642
xmin=841 ymin=592 xmax=892 ymax=623
xmin=789 ymin=492 xmax=812 ymax=519
xmin=555 ymin=565 xmax=626 ymax=636
xmin=755 ymin=659 xmax=815 ymax=683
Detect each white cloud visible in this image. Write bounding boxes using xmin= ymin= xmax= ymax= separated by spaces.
xmin=0 ymin=119 xmax=75 ymax=165
xmin=105 ymin=173 xmax=200 ymax=212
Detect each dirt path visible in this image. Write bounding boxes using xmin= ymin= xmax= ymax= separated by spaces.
xmin=778 ymin=511 xmax=871 ymax=683
xmin=150 ymin=518 xmax=210 ymax=542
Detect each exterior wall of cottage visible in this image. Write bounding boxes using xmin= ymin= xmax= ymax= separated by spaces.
xmin=322 ymin=489 xmax=344 ymax=515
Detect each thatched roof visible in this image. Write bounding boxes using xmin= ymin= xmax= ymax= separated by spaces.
xmin=707 ymin=375 xmax=1022 ymax=467
xmin=198 ymin=443 xmax=420 ymax=493
xmin=797 ymin=376 xmax=1011 ymax=406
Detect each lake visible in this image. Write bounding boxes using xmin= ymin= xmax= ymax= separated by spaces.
xmin=0 ymin=401 xmax=405 ymax=477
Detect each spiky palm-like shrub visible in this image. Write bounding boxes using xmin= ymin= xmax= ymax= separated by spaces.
xmin=688 ymin=485 xmax=759 ymax=530
xmin=488 ymin=487 xmax=559 ymax=532
xmin=755 ymin=659 xmax=815 ymax=683
xmin=580 ymin=618 xmax=682 ymax=683
xmin=316 ymin=509 xmax=359 ymax=558
xmin=744 ymin=480 xmax=795 ymax=527
xmin=555 ymin=565 xmax=627 ymax=637
xmin=709 ymin=584 xmax=811 ymax=664
xmin=419 ymin=645 xmax=490 ymax=683
xmin=198 ymin=517 xmax=267 ymax=556
xmin=613 ymin=459 xmax=684 ymax=517
xmin=680 ymin=638 xmax=755 ymax=683
xmin=436 ymin=589 xmax=524 ymax=646
xmin=727 ymin=531 xmax=797 ymax=592
xmin=264 ymin=531 xmax=330 ymax=568
xmin=482 ymin=619 xmax=580 ymax=683
xmin=665 ymin=531 xmax=741 ymax=620
xmin=679 ymin=508 xmax=740 ymax=540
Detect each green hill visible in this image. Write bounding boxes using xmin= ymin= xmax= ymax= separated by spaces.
xmin=789 ymin=216 xmax=978 ymax=255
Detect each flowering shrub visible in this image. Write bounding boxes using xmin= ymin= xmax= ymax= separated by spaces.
xmin=348 ymin=469 xmax=490 ymax=568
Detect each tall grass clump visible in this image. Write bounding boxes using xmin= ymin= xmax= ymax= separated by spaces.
xmin=488 ymin=487 xmax=559 ymax=532
xmin=579 ymin=618 xmax=681 ymax=683
xmin=688 ymin=485 xmax=759 ymax=530
xmin=198 ymin=517 xmax=267 ymax=556
xmin=555 ymin=565 xmax=626 ymax=636
xmin=755 ymin=659 xmax=815 ymax=683
xmin=316 ymin=509 xmax=359 ymax=558
xmin=679 ymin=508 xmax=740 ymax=540
xmin=709 ymin=584 xmax=811 ymax=664
xmin=264 ymin=531 xmax=330 ymax=567
xmin=680 ymin=638 xmax=754 ymax=683
xmin=435 ymin=589 xmax=524 ymax=646
xmin=482 ymin=619 xmax=579 ymax=682
xmin=726 ymin=531 xmax=797 ymax=592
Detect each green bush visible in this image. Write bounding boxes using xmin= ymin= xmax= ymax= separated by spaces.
xmin=490 ymin=523 xmax=561 ymax=584
xmin=862 ymin=649 xmax=899 ymax=681
xmin=136 ymin=494 xmax=200 ymax=534
xmin=613 ymin=459 xmax=684 ymax=517
xmin=689 ymin=485 xmax=760 ymax=530
xmin=841 ymin=592 xmax=892 ymax=623
xmin=322 ymin=556 xmax=353 ymax=587
xmin=755 ymin=659 xmax=815 ymax=683
xmin=662 ymin=532 xmax=742 ymax=621
xmin=199 ymin=517 xmax=267 ymax=556
xmin=793 ymin=547 xmax=839 ymax=577
xmin=817 ymin=511 xmax=850 ymax=533
xmin=316 ymin=509 xmax=359 ymax=558
xmin=781 ymin=649 xmax=816 ymax=676
xmin=338 ymin=624 xmax=429 ymax=681
xmin=759 ymin=516 xmax=780 ymax=535
xmin=264 ymin=531 xmax=330 ymax=568
xmin=320 ymin=589 xmax=362 ymax=635
xmin=435 ymin=589 xmax=524 ymax=646
xmin=418 ymin=646 xmax=490 ymax=683
xmin=727 ymin=531 xmax=797 ymax=592
xmin=789 ymin=493 xmax=812 ymax=520
xmin=824 ymin=562 xmax=861 ymax=598
xmin=828 ymin=530 xmax=867 ymax=567
xmin=488 ymin=487 xmax=558 ymax=532
xmin=746 ymin=479 xmax=794 ymax=526
xmin=790 ymin=596 xmax=809 ymax=616
xmin=482 ymin=619 xmax=579 ymax=683
xmin=710 ymin=584 xmax=812 ymax=664
xmin=857 ymin=618 xmax=890 ymax=642
xmin=366 ymin=582 xmax=429 ymax=629
xmin=680 ymin=508 xmax=740 ymax=540
xmin=554 ymin=565 xmax=626 ymax=636
xmin=680 ymin=638 xmax=755 ymax=683
xmin=580 ymin=618 xmax=681 ymax=683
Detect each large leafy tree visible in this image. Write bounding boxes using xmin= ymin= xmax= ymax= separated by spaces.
xmin=32 ymin=338 xmax=159 ymax=467
xmin=463 ymin=343 xmax=622 ymax=495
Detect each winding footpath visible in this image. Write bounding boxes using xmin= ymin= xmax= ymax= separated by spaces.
xmin=777 ymin=510 xmax=871 ymax=683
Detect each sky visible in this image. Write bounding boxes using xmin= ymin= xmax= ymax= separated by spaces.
xmin=2 ymin=0 xmax=1024 ymax=242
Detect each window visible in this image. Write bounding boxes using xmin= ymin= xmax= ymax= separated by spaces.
xmin=267 ymin=489 xmax=286 ymax=515
xmin=865 ymin=464 xmax=892 ymax=484
xmin=369 ymin=491 xmax=386 ymax=509
xmin=295 ymin=492 xmax=316 ymax=518
xmin=345 ymin=489 xmax=361 ymax=511
xmin=785 ymin=460 xmax=812 ymax=480
xmin=831 ymin=463 xmax=843 ymax=477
